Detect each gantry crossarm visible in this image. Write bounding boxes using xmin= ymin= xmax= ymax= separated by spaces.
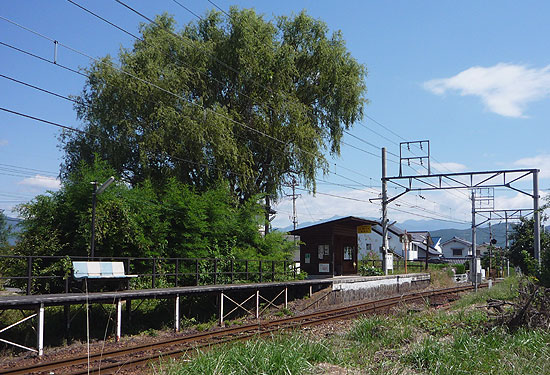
xmin=473 ymin=209 xmax=534 ymax=227
xmin=384 ymin=168 xmax=538 ymax=198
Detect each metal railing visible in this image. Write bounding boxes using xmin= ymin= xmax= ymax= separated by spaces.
xmin=0 ymin=255 xmax=302 ymax=295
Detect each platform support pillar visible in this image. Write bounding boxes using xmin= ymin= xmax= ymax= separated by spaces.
xmin=219 ymin=292 xmax=224 ymax=326
xmin=116 ymin=299 xmax=122 ymax=342
xmin=37 ymin=303 xmax=44 ymax=356
xmin=174 ymin=294 xmax=180 ymax=332
xmin=256 ymin=290 xmax=260 ymax=319
xmin=284 ymin=287 xmax=288 ymax=309
xmin=309 ymin=285 xmax=312 ymax=298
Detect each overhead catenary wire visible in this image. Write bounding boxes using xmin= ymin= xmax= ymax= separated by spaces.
xmin=0 ymin=64 xmax=472 ymax=226
xmin=123 ymin=0 xmax=475 ymax=218
xmin=0 ymin=17 xmax=380 ymax=193
xmin=1 ymin=9 xmax=475 ymax=226
xmin=0 ymin=101 xmax=468 ymax=224
xmin=62 ymin=2 xmax=389 ymax=181
xmin=1 ymin=71 xmax=382 ymax=195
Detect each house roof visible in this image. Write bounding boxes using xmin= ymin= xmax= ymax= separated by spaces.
xmin=408 ymin=231 xmax=434 ymax=246
xmin=441 ymin=236 xmax=472 ymax=247
xmin=370 ymin=223 xmax=406 ymax=237
xmin=289 ymin=216 xmax=378 ymax=235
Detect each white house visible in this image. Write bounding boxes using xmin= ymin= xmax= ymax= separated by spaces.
xmin=358 ymin=223 xmax=407 ymax=260
xmin=358 ymin=224 xmax=442 ymax=261
xmin=408 ymin=231 xmax=442 ymax=260
xmin=441 ymin=237 xmax=472 ymax=259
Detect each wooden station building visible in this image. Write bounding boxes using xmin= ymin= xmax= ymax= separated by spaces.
xmin=290 ymin=216 xmax=378 ymax=276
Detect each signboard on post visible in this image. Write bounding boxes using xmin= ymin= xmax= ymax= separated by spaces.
xmin=357 ymin=225 xmax=372 ymax=234
xmin=385 ymin=253 xmax=394 ymax=271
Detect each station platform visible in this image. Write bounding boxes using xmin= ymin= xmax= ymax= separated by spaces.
xmin=0 ymin=273 xmax=430 ymax=356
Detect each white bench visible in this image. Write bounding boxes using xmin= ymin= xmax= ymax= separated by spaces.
xmin=73 ymin=261 xmax=137 ymax=280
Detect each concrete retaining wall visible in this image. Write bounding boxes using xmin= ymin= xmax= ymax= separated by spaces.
xmin=311 ymin=273 xmax=430 ymax=308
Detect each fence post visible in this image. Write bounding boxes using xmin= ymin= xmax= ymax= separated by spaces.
xmin=245 ymin=260 xmax=249 ymax=281
xmin=230 ymin=259 xmax=234 ymax=284
xmin=152 ymin=258 xmax=157 ymax=289
xmin=126 ymin=258 xmax=131 ymax=290
xmin=259 ymin=260 xmax=262 ymax=283
xmin=214 ymin=259 xmax=218 ymax=285
xmin=26 ymin=256 xmax=33 ymax=295
xmin=175 ymin=259 xmax=179 ymax=287
xmin=272 ymin=261 xmax=275 ymax=281
xmin=195 ymin=259 xmax=199 ymax=286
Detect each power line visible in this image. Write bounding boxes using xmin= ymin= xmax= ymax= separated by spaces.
xmin=1 ymin=11 xmax=476 ymax=226
xmin=1 ymin=17 xmax=379 ymax=193
xmin=1 ymin=70 xmax=383 ymax=197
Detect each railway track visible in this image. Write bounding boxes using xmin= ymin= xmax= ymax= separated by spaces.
xmin=3 ymin=284 xmax=484 ymax=375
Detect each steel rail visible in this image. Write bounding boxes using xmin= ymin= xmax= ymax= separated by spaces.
xmin=2 ymin=284 xmax=484 ymax=375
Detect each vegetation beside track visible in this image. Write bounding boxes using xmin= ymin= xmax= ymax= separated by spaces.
xmin=158 ymin=276 xmax=550 ymax=375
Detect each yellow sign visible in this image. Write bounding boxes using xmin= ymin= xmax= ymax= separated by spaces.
xmin=357 ymin=224 xmax=372 ymax=234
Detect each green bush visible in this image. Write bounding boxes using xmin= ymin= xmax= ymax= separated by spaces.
xmin=454 ymin=263 xmax=466 ymax=274
xmin=359 ymin=265 xmax=384 ymax=276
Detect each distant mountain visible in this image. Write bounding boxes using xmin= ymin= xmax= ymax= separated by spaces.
xmin=430 ymin=223 xmax=510 ymax=246
xmin=275 ymin=217 xmax=523 ymax=248
xmin=399 ymin=219 xmax=469 ymax=232
xmin=276 ymin=217 xmax=470 ymax=233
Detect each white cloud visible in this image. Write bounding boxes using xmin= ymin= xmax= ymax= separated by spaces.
xmin=432 ymin=162 xmax=468 ymax=173
xmin=513 ymin=154 xmax=550 ymax=179
xmin=0 ymin=140 xmax=8 ymax=147
xmin=18 ymin=175 xmax=61 ymax=190
xmin=424 ymin=63 xmax=550 ymax=117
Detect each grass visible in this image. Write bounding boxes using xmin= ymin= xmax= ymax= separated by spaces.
xmin=160 ymin=276 xmax=550 ymax=374
xmin=406 ymin=328 xmax=550 ymax=375
xmin=159 ymin=334 xmax=338 ymax=375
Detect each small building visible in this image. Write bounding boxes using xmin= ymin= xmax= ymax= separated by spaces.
xmin=409 ymin=231 xmax=442 ymax=260
xmin=290 ymin=216 xmax=378 ymax=276
xmin=441 ymin=237 xmax=473 ymax=259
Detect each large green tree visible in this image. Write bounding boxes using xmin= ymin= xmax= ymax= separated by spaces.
xmin=61 ymin=8 xmax=367 ymax=231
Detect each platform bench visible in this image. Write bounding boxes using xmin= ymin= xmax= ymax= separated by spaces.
xmin=72 ymin=261 xmax=137 ymax=291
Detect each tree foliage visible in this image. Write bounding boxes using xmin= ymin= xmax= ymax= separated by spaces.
xmin=13 ymin=159 xmax=293 ymax=261
xmin=508 ymin=216 xmax=550 ymax=286
xmin=61 ymin=9 xmax=367 ymax=211
xmin=0 ymin=211 xmax=9 ymax=250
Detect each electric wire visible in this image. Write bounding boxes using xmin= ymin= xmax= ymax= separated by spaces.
xmin=1 ymin=11 xmax=477 ymax=225
xmin=1 ymin=71 xmax=379 ymax=193
xmin=0 ymin=18 xmax=380 ymax=193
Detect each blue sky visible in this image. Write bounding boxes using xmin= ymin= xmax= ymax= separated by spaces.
xmin=1 ymin=1 xmax=549 ymax=230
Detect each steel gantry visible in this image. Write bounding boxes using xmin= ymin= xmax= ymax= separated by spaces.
xmin=379 ymin=145 xmax=541 ymax=283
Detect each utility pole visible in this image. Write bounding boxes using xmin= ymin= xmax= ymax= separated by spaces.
xmin=505 ymin=212 xmax=510 ymax=277
xmin=382 ymin=147 xmax=388 ymax=275
xmin=534 ymin=169 xmax=541 ymax=265
xmin=291 ymin=176 xmax=298 ymax=231
xmin=487 ymin=222 xmax=493 ymax=279
xmin=471 ymin=190 xmax=478 ymax=292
